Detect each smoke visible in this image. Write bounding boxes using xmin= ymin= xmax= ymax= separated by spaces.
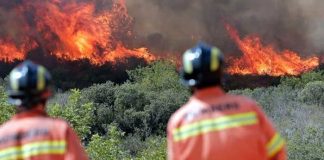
xmin=125 ymin=0 xmax=324 ymax=57
xmin=294 ymin=0 xmax=324 ymax=54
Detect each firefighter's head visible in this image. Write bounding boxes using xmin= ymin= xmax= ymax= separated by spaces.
xmin=180 ymin=42 xmax=224 ymax=89
xmin=8 ymin=60 xmax=52 ymax=108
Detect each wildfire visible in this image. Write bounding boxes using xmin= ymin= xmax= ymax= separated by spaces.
xmin=225 ymin=24 xmax=319 ymax=76
xmin=0 ymin=0 xmax=156 ymax=64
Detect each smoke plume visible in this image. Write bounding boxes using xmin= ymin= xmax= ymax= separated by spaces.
xmin=126 ymin=0 xmax=324 ymax=57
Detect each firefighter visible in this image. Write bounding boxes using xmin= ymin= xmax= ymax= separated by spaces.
xmin=0 ymin=60 xmax=88 ymax=160
xmin=167 ymin=43 xmax=287 ymax=160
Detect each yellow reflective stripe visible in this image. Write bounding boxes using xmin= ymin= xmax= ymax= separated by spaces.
xmin=183 ymin=50 xmax=194 ymax=74
xmin=9 ymin=69 xmax=19 ymax=91
xmin=210 ymin=47 xmax=221 ymax=71
xmin=37 ymin=66 xmax=46 ymax=91
xmin=267 ymin=133 xmax=285 ymax=157
xmin=173 ymin=112 xmax=258 ymax=142
xmin=0 ymin=140 xmax=66 ymax=160
xmin=174 ymin=112 xmax=256 ymax=133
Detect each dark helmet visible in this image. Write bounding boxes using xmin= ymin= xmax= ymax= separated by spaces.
xmin=180 ymin=43 xmax=224 ymax=89
xmin=8 ymin=60 xmax=52 ymax=107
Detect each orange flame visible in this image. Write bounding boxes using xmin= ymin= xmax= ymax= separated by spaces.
xmin=0 ymin=41 xmax=25 ymax=62
xmin=0 ymin=0 xmax=156 ymax=64
xmin=225 ymin=24 xmax=319 ymax=76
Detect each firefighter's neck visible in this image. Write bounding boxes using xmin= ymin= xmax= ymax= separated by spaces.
xmin=192 ymin=85 xmax=225 ymax=99
xmin=17 ymin=103 xmax=46 ymax=113
xmin=193 ymin=85 xmax=222 ymax=93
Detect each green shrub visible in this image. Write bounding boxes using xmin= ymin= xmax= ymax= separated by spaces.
xmin=287 ymin=126 xmax=324 ymax=160
xmin=48 ymin=89 xmax=94 ymax=140
xmin=113 ymin=61 xmax=189 ymax=138
xmin=136 ymin=137 xmax=167 ymax=160
xmin=230 ymin=71 xmax=324 ymax=160
xmin=122 ymin=134 xmax=146 ymax=156
xmin=0 ymin=86 xmax=14 ymax=125
xmin=86 ymin=124 xmax=129 ymax=160
xmin=81 ymin=82 xmax=117 ymax=135
xmin=298 ymin=81 xmax=324 ymax=106
xmin=127 ymin=61 xmax=184 ymax=92
xmin=280 ymin=71 xmax=324 ymax=88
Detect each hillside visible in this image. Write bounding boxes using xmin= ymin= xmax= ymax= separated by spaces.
xmin=0 ymin=61 xmax=323 ymax=159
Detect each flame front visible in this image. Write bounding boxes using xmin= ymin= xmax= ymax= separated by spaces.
xmin=0 ymin=0 xmax=155 ymax=64
xmin=225 ymin=24 xmax=319 ymax=76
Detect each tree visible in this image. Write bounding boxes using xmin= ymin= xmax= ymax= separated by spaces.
xmin=299 ymin=81 xmax=324 ymax=106
xmin=114 ymin=61 xmax=189 ymax=138
xmin=48 ymin=89 xmax=94 ymax=140
xmin=82 ymin=82 xmax=117 ymax=135
xmin=136 ymin=136 xmax=167 ymax=160
xmin=86 ymin=124 xmax=129 ymax=160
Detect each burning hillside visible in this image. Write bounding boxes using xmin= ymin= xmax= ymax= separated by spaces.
xmin=225 ymin=24 xmax=320 ymax=76
xmin=0 ymin=0 xmax=155 ymax=64
xmin=0 ymin=0 xmax=322 ymax=91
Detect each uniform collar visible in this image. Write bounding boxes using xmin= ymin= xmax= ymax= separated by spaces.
xmin=192 ymin=86 xmax=225 ymax=100
xmin=12 ymin=106 xmax=48 ymax=120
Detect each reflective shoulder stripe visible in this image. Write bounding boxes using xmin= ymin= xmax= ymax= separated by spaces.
xmin=0 ymin=140 xmax=66 ymax=160
xmin=172 ymin=112 xmax=258 ymax=142
xmin=267 ymin=133 xmax=285 ymax=157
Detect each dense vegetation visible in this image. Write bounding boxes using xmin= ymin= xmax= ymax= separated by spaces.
xmin=0 ymin=61 xmax=323 ymax=159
